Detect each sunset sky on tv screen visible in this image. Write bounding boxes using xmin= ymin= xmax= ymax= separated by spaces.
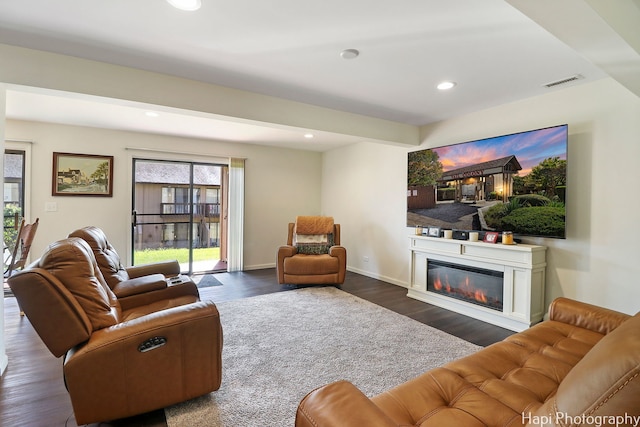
xmin=432 ymin=125 xmax=567 ymax=176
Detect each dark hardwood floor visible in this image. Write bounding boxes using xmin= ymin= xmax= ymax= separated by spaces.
xmin=1 ymin=269 xmax=513 ymax=426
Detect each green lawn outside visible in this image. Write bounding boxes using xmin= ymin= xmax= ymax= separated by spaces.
xmin=134 ymin=247 xmax=220 ymax=264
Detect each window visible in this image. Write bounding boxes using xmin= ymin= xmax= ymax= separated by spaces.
xmin=161 ymin=187 xmax=190 ymax=214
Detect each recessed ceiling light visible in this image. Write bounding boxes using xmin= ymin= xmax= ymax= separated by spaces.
xmin=166 ymin=0 xmax=202 ymax=11
xmin=304 ymin=133 xmax=314 ymax=139
xmin=145 ymin=111 xmax=159 ymax=117
xmin=340 ymin=49 xmax=360 ymax=60
xmin=437 ymin=81 xmax=457 ymax=90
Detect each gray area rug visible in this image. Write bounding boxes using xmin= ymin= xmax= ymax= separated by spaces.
xmin=165 ymin=286 xmax=480 ymax=427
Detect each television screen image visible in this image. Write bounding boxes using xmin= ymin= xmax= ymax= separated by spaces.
xmin=407 ymin=124 xmax=567 ymax=239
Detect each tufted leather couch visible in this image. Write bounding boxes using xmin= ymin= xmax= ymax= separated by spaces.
xmin=8 ymin=237 xmax=223 ymax=425
xmin=296 ymin=297 xmax=640 ymax=426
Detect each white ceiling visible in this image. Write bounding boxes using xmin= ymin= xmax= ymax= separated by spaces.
xmin=1 ymin=0 xmax=638 ymax=151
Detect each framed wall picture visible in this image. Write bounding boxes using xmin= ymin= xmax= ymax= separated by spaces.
xmin=427 ymin=226 xmax=441 ymax=238
xmin=52 ymin=152 xmax=114 ymax=197
xmin=483 ymin=231 xmax=499 ymax=244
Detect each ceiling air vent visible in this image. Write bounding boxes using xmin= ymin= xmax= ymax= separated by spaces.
xmin=543 ymin=74 xmax=584 ymax=88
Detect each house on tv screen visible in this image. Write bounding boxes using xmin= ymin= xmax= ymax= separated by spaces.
xmin=438 ymin=155 xmax=522 ymax=204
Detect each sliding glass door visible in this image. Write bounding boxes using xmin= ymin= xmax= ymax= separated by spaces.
xmin=132 ymin=159 xmax=227 ymax=274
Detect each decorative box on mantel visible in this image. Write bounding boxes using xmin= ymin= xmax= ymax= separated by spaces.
xmin=408 ymin=235 xmax=547 ymax=332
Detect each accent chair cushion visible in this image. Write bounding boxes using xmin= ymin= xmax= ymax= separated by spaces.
xmin=284 ymin=253 xmax=340 ymax=275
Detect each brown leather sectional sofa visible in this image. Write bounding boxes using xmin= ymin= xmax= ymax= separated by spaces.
xmin=296 ymin=297 xmax=640 ymax=426
xmin=9 ymin=237 xmax=223 ymax=425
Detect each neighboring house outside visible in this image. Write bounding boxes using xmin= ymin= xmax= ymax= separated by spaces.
xmin=133 ymin=162 xmax=222 ymax=250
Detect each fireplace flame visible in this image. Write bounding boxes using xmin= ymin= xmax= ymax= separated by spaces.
xmin=474 ymin=289 xmax=488 ymax=304
xmin=434 ymin=276 xmax=442 ymax=291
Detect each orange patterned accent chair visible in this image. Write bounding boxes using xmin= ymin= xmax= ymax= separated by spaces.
xmin=277 ymin=216 xmax=346 ymax=285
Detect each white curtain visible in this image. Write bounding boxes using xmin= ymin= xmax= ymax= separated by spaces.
xmin=227 ymin=158 xmax=245 ymax=272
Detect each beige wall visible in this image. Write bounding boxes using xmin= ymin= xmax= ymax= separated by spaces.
xmin=5 ymin=119 xmax=323 ymax=270
xmin=5 ymin=77 xmax=640 ymax=318
xmin=323 ymin=77 xmax=640 ymax=315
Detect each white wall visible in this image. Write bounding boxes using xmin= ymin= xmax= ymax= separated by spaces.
xmin=322 ymin=142 xmax=409 ymax=286
xmin=323 ymin=77 xmax=640 ymax=315
xmin=5 ymin=119 xmax=323 ymax=269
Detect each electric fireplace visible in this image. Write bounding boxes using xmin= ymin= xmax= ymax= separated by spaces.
xmin=408 ymin=235 xmax=547 ymax=331
xmin=427 ymin=260 xmax=503 ymax=311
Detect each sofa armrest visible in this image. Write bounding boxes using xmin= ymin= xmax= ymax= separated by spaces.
xmin=63 ymin=300 xmax=222 ymax=424
xmin=68 ymin=300 xmax=220 ymax=356
xmin=111 ymin=273 xmax=167 ymax=298
xmin=527 ymin=313 xmax=640 ymax=427
xmin=277 ymin=245 xmax=298 ymax=283
xmin=329 ymin=245 xmax=346 ymax=260
xmin=117 ymin=279 xmax=199 ymax=311
xmin=549 ymin=297 xmax=631 ymax=335
xmin=296 ymin=381 xmax=396 ymax=427
xmin=329 ymin=245 xmax=347 ymax=283
xmin=126 ymin=259 xmax=180 ymax=278
xmin=278 ymin=245 xmax=298 ymax=258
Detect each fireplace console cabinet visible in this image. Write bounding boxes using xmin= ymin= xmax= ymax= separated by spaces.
xmin=408 ymin=235 xmax=547 ymax=332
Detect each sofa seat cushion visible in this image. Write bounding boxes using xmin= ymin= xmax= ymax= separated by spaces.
xmin=284 ymin=254 xmax=340 ymax=275
xmin=370 ymin=319 xmax=609 ymax=426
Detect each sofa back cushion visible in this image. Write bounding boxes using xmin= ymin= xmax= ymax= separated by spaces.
xmin=40 ymin=237 xmax=119 ymax=331
xmin=527 ymin=312 xmax=640 ymax=425
xmin=8 ymin=266 xmax=94 ymax=357
xmin=69 ymin=226 xmax=130 ymax=288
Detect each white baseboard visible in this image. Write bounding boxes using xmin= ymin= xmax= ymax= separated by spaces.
xmin=240 ymin=263 xmax=409 ymax=290
xmin=243 ymin=263 xmax=276 ymax=271
xmin=346 ymin=266 xmax=408 ymax=288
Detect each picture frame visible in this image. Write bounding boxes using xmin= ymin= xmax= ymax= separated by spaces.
xmin=483 ymin=231 xmax=499 ymax=244
xmin=52 ymin=152 xmax=114 ymax=197
xmin=427 ymin=226 xmax=441 ymax=238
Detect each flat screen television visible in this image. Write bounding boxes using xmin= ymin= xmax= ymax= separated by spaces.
xmin=407 ymin=124 xmax=567 ymax=239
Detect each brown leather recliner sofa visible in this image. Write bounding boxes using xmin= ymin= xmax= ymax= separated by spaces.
xmin=68 ymin=225 xmax=198 ymax=310
xmin=8 ymin=237 xmax=223 ymax=425
xmin=277 ymin=216 xmax=347 ymax=285
xmin=296 ymin=298 xmax=640 ymax=427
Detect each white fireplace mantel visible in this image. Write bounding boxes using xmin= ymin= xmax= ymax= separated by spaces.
xmin=408 ymin=235 xmax=547 ymax=332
